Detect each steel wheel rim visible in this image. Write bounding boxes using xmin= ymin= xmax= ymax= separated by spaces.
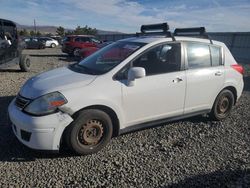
xmin=78 ymin=119 xmax=104 ymax=146
xmin=217 ymin=95 xmax=230 ymax=114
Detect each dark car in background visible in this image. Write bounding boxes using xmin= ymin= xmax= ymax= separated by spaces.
xmin=24 ymin=37 xmax=46 ymax=49
xmin=61 ymin=35 xmax=101 ymax=56
xmin=0 ymin=18 xmax=31 ymax=71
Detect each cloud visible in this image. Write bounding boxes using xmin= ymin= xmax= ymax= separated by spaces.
xmin=62 ymin=0 xmax=163 ymax=31
xmin=155 ymin=3 xmax=250 ymax=32
xmin=0 ymin=0 xmax=249 ymax=32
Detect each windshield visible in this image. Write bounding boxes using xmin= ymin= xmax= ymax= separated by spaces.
xmin=73 ymin=41 xmax=145 ymax=75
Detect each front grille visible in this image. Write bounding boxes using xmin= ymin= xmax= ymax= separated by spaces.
xmin=15 ymin=95 xmax=31 ymax=109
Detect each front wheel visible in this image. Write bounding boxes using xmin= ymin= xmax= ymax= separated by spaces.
xmin=19 ymin=55 xmax=31 ymax=72
xmin=65 ymin=109 xmax=113 ymax=155
xmin=210 ymin=89 xmax=234 ymax=121
xmin=73 ymin=48 xmax=80 ymax=57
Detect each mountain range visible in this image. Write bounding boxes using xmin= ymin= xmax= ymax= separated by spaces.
xmin=16 ymin=24 xmax=123 ymax=35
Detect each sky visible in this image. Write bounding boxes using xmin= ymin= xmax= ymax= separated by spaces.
xmin=0 ymin=0 xmax=250 ymax=33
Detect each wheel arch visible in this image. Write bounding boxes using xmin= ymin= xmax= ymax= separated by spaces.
xmin=222 ymin=86 xmax=237 ymax=105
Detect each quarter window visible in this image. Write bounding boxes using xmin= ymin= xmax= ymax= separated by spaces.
xmin=210 ymin=46 xmax=221 ymax=66
xmin=186 ymin=43 xmax=211 ymax=69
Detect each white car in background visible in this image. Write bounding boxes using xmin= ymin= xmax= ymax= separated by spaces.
xmin=8 ymin=23 xmax=244 ymax=155
xmin=40 ymin=37 xmax=59 ymax=48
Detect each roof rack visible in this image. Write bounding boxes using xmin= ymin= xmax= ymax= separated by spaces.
xmin=136 ymin=23 xmax=176 ymax=41
xmin=174 ymin=27 xmax=213 ymax=44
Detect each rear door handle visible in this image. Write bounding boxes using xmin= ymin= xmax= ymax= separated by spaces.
xmin=173 ymin=77 xmax=183 ymax=83
xmin=215 ymin=71 xmax=223 ymax=76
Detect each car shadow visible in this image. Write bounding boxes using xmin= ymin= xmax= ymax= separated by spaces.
xmin=59 ymin=56 xmax=79 ymax=63
xmin=0 ymin=69 xmax=22 ymax=72
xmin=0 ymin=96 xmax=15 ymax=126
xmin=30 ymin=54 xmax=67 ymax=58
xmin=163 ymin=169 xmax=250 ymax=188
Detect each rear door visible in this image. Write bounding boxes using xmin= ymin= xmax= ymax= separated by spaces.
xmin=184 ymin=42 xmax=224 ymax=114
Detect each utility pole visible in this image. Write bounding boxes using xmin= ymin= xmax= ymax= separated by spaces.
xmin=34 ymin=19 xmax=37 ymax=34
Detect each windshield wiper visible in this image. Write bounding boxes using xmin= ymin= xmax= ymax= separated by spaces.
xmin=76 ymin=64 xmax=103 ymax=75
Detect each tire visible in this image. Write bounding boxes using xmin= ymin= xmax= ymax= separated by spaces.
xmin=65 ymin=109 xmax=113 ymax=155
xmin=51 ymin=43 xmax=56 ymax=48
xmin=19 ymin=55 xmax=31 ymax=72
xmin=210 ymin=89 xmax=234 ymax=121
xmin=73 ymin=48 xmax=80 ymax=57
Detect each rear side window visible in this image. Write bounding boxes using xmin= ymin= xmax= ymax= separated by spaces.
xmin=210 ymin=46 xmax=221 ymax=66
xmin=186 ymin=43 xmax=211 ymax=69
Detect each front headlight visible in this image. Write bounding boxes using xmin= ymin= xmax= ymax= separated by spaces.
xmin=24 ymin=92 xmax=67 ymax=116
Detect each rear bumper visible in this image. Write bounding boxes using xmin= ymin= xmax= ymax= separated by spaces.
xmin=8 ymin=99 xmax=73 ymax=151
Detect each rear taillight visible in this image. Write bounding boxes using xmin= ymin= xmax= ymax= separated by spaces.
xmin=231 ymin=64 xmax=244 ymax=75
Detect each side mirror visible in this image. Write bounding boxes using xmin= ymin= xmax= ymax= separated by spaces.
xmin=127 ymin=67 xmax=146 ymax=86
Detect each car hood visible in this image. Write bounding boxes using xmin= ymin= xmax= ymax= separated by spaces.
xmin=19 ymin=67 xmax=97 ymax=99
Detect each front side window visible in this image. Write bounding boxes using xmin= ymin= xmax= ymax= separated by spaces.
xmin=74 ymin=37 xmax=81 ymax=42
xmin=133 ymin=43 xmax=181 ymax=76
xmin=186 ymin=43 xmax=211 ymax=69
xmin=71 ymin=41 xmax=146 ymax=75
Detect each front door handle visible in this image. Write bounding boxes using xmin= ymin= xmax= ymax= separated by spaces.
xmin=215 ymin=71 xmax=223 ymax=76
xmin=173 ymin=77 xmax=183 ymax=83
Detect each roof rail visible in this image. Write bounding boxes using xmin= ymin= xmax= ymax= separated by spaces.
xmin=137 ymin=23 xmax=176 ymax=41
xmin=174 ymin=27 xmax=213 ymax=44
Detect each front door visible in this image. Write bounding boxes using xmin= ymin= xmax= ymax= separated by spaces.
xmin=121 ymin=42 xmax=186 ymax=127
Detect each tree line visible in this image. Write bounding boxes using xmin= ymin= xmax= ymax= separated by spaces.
xmin=18 ymin=25 xmax=97 ymax=37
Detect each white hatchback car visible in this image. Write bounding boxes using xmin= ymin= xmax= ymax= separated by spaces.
xmin=8 ymin=24 xmax=244 ymax=155
xmin=40 ymin=37 xmax=59 ymax=48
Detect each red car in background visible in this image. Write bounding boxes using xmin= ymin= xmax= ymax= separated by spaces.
xmin=77 ymin=41 xmax=113 ymax=60
xmin=61 ymin=35 xmax=101 ymax=56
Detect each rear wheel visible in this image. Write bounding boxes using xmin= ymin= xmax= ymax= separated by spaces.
xmin=19 ymin=55 xmax=31 ymax=72
xmin=210 ymin=89 xmax=234 ymax=121
xmin=65 ymin=109 xmax=113 ymax=155
xmin=51 ymin=43 xmax=56 ymax=48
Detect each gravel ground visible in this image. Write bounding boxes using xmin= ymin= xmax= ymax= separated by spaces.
xmin=0 ymin=47 xmax=249 ymax=187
